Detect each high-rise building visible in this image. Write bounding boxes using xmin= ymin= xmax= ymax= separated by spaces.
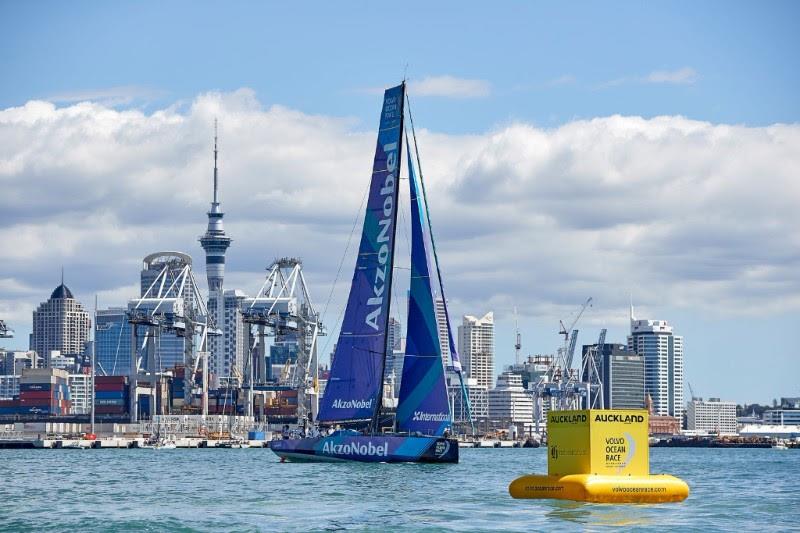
xmin=31 ymin=281 xmax=91 ymax=366
xmin=435 ymin=298 xmax=451 ymax=367
xmin=457 ymin=312 xmax=494 ymax=420
xmin=387 ymin=317 xmax=402 ymax=353
xmin=95 ymin=308 xmax=132 ymax=376
xmin=488 ymin=371 xmax=534 ymax=434
xmin=687 ymin=398 xmax=737 ymax=435
xmin=627 ymin=307 xmax=684 ymax=418
xmin=458 ymin=312 xmax=494 ymax=388
xmin=209 ymin=289 xmax=247 ymax=384
xmin=581 ymin=343 xmax=645 ymax=409
xmin=199 ymin=125 xmax=233 ymax=383
xmin=68 ymin=374 xmax=92 ymax=415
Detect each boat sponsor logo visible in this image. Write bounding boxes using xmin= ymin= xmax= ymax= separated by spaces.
xmin=412 ymin=411 xmax=449 ymax=422
xmin=435 ymin=440 xmax=450 ymax=457
xmin=549 ymin=413 xmax=587 ymax=424
xmin=594 ymin=413 xmax=645 ymax=424
xmin=332 ymin=398 xmax=373 ymax=410
xmin=365 ymin=139 xmax=399 ymax=332
xmin=322 ymin=440 xmax=388 ymax=457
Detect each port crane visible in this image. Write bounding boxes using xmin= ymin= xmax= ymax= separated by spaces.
xmin=532 ymin=298 xmax=594 ymax=431
xmin=581 ymin=328 xmax=606 ymax=409
xmin=241 ymin=258 xmax=324 ymax=423
xmin=0 ymin=319 xmax=13 ymax=339
xmin=127 ymin=252 xmax=218 ymax=421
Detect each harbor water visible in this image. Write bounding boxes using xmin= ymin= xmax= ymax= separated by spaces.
xmin=1 ymin=447 xmax=797 ymax=531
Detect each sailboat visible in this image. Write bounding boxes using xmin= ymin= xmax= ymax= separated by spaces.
xmin=269 ymin=81 xmax=468 ymax=463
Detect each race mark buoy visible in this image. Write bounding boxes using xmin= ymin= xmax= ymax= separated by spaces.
xmin=509 ymin=409 xmax=689 ymax=504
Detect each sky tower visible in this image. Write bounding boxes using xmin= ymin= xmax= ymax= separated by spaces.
xmin=199 ymin=120 xmax=232 ymax=294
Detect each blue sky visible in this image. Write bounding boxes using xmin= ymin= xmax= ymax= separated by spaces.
xmin=1 ymin=1 xmax=798 ymax=404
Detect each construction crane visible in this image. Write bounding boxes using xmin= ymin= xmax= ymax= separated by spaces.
xmin=0 ymin=319 xmax=13 ymax=339
xmin=560 ymin=297 xmax=592 ymax=371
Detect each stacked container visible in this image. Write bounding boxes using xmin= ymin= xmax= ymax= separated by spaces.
xmin=18 ymin=368 xmax=71 ymax=416
xmin=94 ymin=375 xmax=129 ymax=417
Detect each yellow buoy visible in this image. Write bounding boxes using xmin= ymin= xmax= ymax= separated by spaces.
xmin=508 ymin=473 xmax=689 ymax=503
xmin=509 ymin=409 xmax=689 ymax=504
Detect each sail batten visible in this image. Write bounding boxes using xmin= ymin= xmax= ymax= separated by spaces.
xmin=317 ymin=84 xmax=405 ymax=424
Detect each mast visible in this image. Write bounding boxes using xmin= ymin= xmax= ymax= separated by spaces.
xmin=91 ymin=294 xmax=96 ymax=435
xmin=370 ymin=81 xmax=405 ymax=434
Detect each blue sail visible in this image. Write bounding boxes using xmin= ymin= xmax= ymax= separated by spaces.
xmin=396 ymin=148 xmax=452 ymax=436
xmin=318 ymin=84 xmax=405 ymax=422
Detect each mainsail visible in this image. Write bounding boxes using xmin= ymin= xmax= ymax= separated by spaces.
xmin=396 ymin=148 xmax=451 ymax=436
xmin=317 ymin=83 xmax=405 ymax=423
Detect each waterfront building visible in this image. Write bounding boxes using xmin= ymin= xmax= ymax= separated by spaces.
xmin=762 ymin=408 xmax=800 ymax=426
xmin=68 ymin=374 xmax=92 ymax=415
xmin=49 ymin=351 xmax=79 ymax=373
xmin=645 ymin=394 xmax=681 ymax=435
xmin=95 ymin=308 xmax=132 ymax=376
xmin=0 ymin=350 xmax=38 ymax=375
xmin=458 ymin=312 xmax=494 ymax=420
xmin=0 ymin=375 xmax=20 ymax=400
xmin=507 ymin=354 xmax=554 ymax=390
xmin=687 ymin=397 xmax=737 ymax=435
xmin=31 ymin=281 xmax=91 ymax=366
xmin=488 ymin=371 xmax=534 ymax=434
xmin=199 ymin=126 xmax=233 ymax=385
xmin=627 ymin=308 xmax=683 ymax=418
xmin=581 ymin=343 xmax=645 ymax=409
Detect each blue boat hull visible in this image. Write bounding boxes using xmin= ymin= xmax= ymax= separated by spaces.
xmin=269 ymin=434 xmax=458 ymax=463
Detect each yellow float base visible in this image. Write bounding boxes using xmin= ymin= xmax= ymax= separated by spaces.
xmin=508 ymin=473 xmax=689 ymax=504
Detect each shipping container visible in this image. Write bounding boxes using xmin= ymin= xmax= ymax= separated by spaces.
xmin=96 ymin=398 xmax=126 ymax=406
xmin=95 ymin=390 xmax=126 ymax=400
xmin=19 ymin=383 xmax=52 ymax=392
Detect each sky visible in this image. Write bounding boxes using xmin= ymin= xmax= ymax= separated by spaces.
xmin=1 ymin=1 xmax=798 ymax=404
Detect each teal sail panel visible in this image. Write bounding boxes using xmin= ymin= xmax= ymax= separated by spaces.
xmin=396 ymin=148 xmax=451 ymax=436
xmin=317 ymin=83 xmax=405 ymax=423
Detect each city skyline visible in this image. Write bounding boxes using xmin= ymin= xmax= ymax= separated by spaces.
xmin=1 ymin=2 xmax=798 ymax=405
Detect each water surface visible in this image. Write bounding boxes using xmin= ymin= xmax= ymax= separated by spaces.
xmin=1 ymin=447 xmax=797 ymax=531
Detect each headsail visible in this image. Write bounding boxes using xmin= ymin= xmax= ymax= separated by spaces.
xmin=396 ymin=147 xmax=451 ymax=436
xmin=317 ymin=83 xmax=405 ymax=423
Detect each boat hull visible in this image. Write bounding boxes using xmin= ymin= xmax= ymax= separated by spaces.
xmin=269 ymin=434 xmax=458 ymax=463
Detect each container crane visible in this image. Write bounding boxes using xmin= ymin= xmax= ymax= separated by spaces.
xmin=0 ymin=319 xmax=13 ymax=339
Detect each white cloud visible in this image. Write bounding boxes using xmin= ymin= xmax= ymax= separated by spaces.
xmin=0 ymin=91 xmax=798 ymax=348
xmin=645 ymin=67 xmax=698 ymax=85
xmin=410 ymin=75 xmax=491 ymax=98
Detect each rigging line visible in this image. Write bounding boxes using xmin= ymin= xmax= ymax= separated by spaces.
xmin=319 ymin=175 xmax=372 ymax=358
